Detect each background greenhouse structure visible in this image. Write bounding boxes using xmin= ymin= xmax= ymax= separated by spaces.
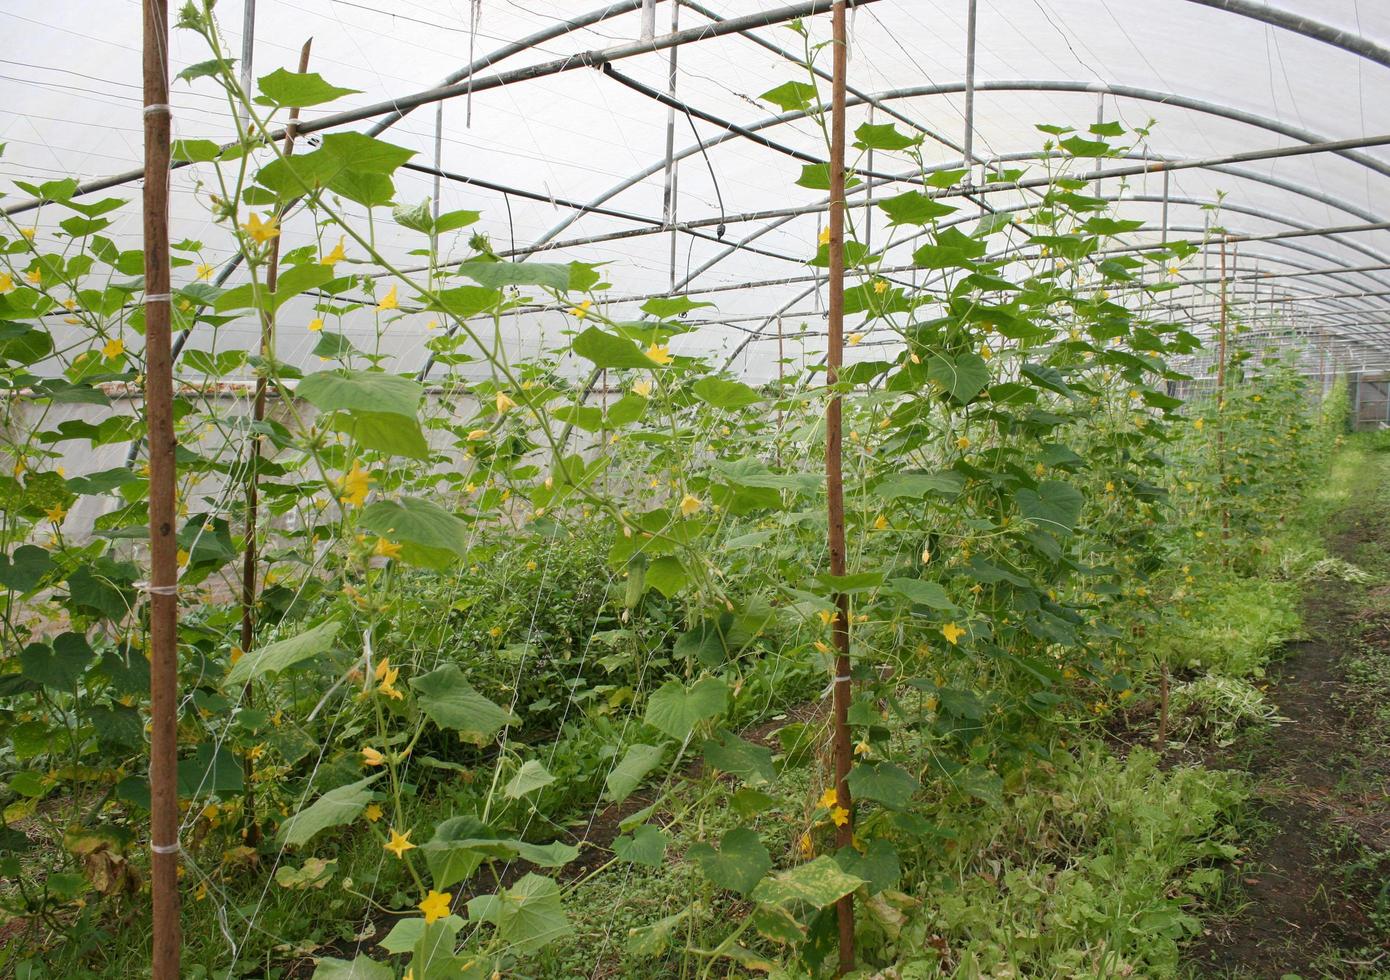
xmin=2 ymin=1 xmax=1390 ymax=978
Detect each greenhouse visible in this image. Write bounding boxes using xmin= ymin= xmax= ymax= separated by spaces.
xmin=1 ymin=0 xmax=1389 ymax=976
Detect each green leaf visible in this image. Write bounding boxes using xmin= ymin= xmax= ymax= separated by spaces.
xmin=645 ymin=676 xmax=728 ymax=741
xmin=456 ymin=261 xmax=572 ymax=290
xmin=329 ymin=411 xmax=430 ymax=460
xmin=795 ymin=163 xmax=861 ymax=191
xmin=760 ymin=80 xmax=819 ymax=112
xmin=854 ymin=122 xmax=923 ymax=151
xmin=612 ymin=824 xmax=668 ymax=867
xmin=1059 ymin=134 xmax=1112 ymax=156
xmin=320 ymin=131 xmax=415 ymax=174
xmin=887 ymin=578 xmax=958 ymax=613
xmin=846 ymin=762 xmax=919 ymax=810
xmin=641 ymin=296 xmax=714 ymax=319
xmin=503 ymin=760 xmax=556 ymax=799
xmin=279 ymin=774 xmax=379 ymax=847
xmin=750 ymin=855 xmax=866 ymax=908
xmin=380 ymin=916 xmax=465 ymax=955
xmin=224 ymin=621 xmax=341 ymax=687
xmin=256 ymin=68 xmax=362 ymax=108
xmin=927 ymin=352 xmax=991 ymax=404
xmin=176 ymin=58 xmax=231 ymax=84
xmin=1016 ymin=480 xmax=1084 ymax=534
xmin=311 ymin=956 xmax=394 ymax=980
xmin=702 ymin=729 xmax=774 ymax=786
xmin=873 ymin=470 xmax=964 ymax=500
xmin=359 ymin=497 xmax=470 ymax=559
xmin=0 ymin=545 xmax=56 ymax=592
xmin=605 ymin=743 xmax=665 ymax=803
xmin=687 ymin=827 xmax=770 ymax=897
xmin=176 ymin=743 xmax=243 ymax=797
xmin=428 ymin=285 xmax=503 ymax=319
xmin=572 ymin=327 xmax=656 ymax=369
xmin=171 ymin=139 xmax=220 ymax=164
xmin=19 ymin=633 xmax=93 ymax=690
xmin=913 ymin=226 xmax=987 ymax=269
xmin=295 ymin=369 xmax=423 ymax=419
xmin=692 ymin=377 xmax=760 ymax=410
xmin=645 ymin=555 xmax=688 ymax=598
xmin=214 ymin=262 xmax=336 ymax=313
xmin=409 ymin=664 xmax=514 ymax=745
xmin=877 ymin=191 xmax=956 ymax=225
xmin=470 ymin=873 xmax=572 ymax=956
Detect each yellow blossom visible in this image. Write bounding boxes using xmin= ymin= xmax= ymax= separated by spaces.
xmin=466 ymin=428 xmax=488 ymax=441
xmin=196 ymin=263 xmax=214 ymax=281
xmin=941 ymin=622 xmax=966 ymax=645
xmin=644 ymin=342 xmax=673 ymax=365
xmin=679 ymin=493 xmax=702 ymax=517
xmin=797 ymin=832 xmax=815 ymax=858
xmin=418 ymin=889 xmax=452 ymax=924
xmin=19 ymin=227 xmax=35 ymax=240
xmin=818 ymin=226 xmax=831 ymax=245
xmin=956 ymin=436 xmax=970 ymax=450
xmin=63 ymin=298 xmax=76 ymax=310
xmin=176 ymin=549 xmax=190 ymax=567
xmin=338 ymin=461 xmax=372 ymax=507
xmin=818 ymin=787 xmax=838 ymax=809
xmin=569 ymin=299 xmax=592 ymax=319
xmin=45 ymin=502 xmax=66 ymax=523
xmin=241 ymin=212 xmax=280 ymax=244
xmin=854 ymin=740 xmax=871 ymax=756
xmin=980 ymin=343 xmax=993 ymax=360
xmin=873 ymin=514 xmax=888 ymax=531
xmin=25 ymin=269 xmax=41 ymax=285
xmin=1105 ymin=481 xmax=1116 ymax=493
xmin=495 ymin=391 xmax=516 ymax=414
xmin=426 ymin=319 xmax=439 ymax=330
xmin=308 ymin=318 xmax=324 ymax=332
xmin=364 ymin=803 xmax=383 ymax=823
xmin=829 ymin=806 xmax=850 ymax=827
xmin=0 ymin=273 xmax=12 ymax=294
xmin=377 ymin=284 xmax=399 ymax=311
xmin=377 ymin=666 xmax=404 ymax=701
xmin=632 ymin=379 xmax=653 ymax=398
xmin=102 ymin=337 xmax=125 ymax=359
xmin=848 ymin=332 xmax=863 ymax=346
xmin=321 ymin=236 xmax=347 ymax=267
xmin=488 ymin=626 xmax=503 ymax=638
xmin=361 ymin=747 xmax=386 ymax=767
xmin=873 ymin=279 xmax=888 ymax=295
xmin=374 ymin=538 xmax=402 ymax=559
xmin=384 ymin=828 xmax=416 ymax=859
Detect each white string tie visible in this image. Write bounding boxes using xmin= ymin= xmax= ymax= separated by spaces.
xmin=151 ymin=842 xmax=180 ymax=855
xmin=135 ymin=581 xmax=179 ymax=596
xmin=143 ymin=104 xmax=172 ymax=116
xmin=144 ymin=293 xmax=172 ymax=303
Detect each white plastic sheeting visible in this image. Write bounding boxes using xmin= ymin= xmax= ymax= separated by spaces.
xmin=3 ymin=0 xmax=1390 ymax=380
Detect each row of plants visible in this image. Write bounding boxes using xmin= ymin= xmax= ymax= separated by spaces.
xmin=0 ymin=5 xmax=1353 ymax=976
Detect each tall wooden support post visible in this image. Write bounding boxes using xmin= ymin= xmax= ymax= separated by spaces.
xmin=142 ymin=0 xmax=179 ymax=975
xmin=1217 ymin=236 xmax=1230 ymax=550
xmin=240 ymin=38 xmax=312 ymax=844
xmin=824 ymin=3 xmax=855 ymax=974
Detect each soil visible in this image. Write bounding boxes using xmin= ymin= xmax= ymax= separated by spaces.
xmin=1185 ymin=465 xmax=1390 ymax=978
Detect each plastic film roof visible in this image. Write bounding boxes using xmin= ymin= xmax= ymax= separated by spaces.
xmin=4 ymin=0 xmax=1390 ymax=379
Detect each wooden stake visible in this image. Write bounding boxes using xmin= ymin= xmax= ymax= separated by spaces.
xmin=239 ymin=37 xmax=312 ymax=845
xmin=825 ymin=3 xmax=854 ymax=973
xmin=141 ymin=0 xmax=179 ymax=975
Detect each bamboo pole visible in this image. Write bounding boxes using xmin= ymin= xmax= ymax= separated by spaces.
xmin=141 ymin=0 xmax=179 ymax=975
xmin=239 ymin=37 xmax=313 ymax=846
xmin=824 ymin=2 xmax=855 ymax=973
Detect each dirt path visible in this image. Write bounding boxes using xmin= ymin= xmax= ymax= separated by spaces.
xmin=1188 ymin=450 xmax=1390 ymax=978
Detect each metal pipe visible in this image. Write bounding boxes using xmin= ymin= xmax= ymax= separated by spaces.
xmin=962 ymin=0 xmax=978 ymax=187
